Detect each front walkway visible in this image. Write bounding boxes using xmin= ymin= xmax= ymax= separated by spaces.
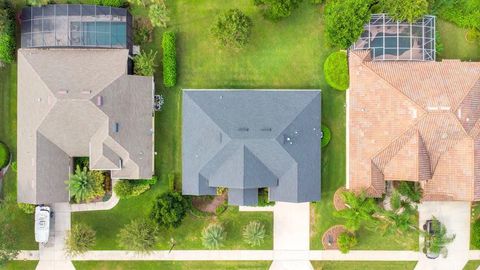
xmin=416 ymin=201 xmax=471 ymax=270
xmin=36 ymin=203 xmax=75 ymax=270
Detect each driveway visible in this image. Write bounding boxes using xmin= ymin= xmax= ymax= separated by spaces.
xmin=415 ymin=201 xmax=470 ymax=270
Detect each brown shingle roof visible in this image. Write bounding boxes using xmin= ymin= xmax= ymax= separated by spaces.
xmin=348 ymin=50 xmax=480 ymax=201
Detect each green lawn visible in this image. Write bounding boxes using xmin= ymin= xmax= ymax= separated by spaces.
xmin=0 ymin=261 xmax=38 ymax=270
xmin=463 ymin=260 xmax=480 ymax=270
xmin=0 ymin=63 xmax=36 ymax=250
xmin=311 ymin=261 xmax=417 ymax=270
xmin=437 ymin=19 xmax=480 ymax=61
xmin=73 ymin=261 xmax=271 ymax=270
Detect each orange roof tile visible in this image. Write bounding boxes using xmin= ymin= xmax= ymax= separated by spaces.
xmin=348 ymin=50 xmax=480 ymax=201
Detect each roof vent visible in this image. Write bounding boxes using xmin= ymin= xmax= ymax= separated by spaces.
xmin=238 ymin=127 xmax=249 ymax=132
xmin=261 ymin=128 xmax=272 ymax=132
xmin=82 ymin=90 xmax=92 ymax=95
xmin=284 ymin=135 xmax=294 ymax=145
xmin=114 ymin=123 xmax=120 ymax=133
xmin=97 ymin=96 xmax=103 ymax=106
xmin=58 ymin=90 xmax=69 ymax=95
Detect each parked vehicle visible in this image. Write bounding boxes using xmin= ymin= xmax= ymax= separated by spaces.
xmin=35 ymin=206 xmax=51 ymax=244
xmin=423 ymin=219 xmax=440 ymax=259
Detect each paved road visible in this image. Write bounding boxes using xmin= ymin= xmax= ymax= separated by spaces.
xmin=415 ymin=201 xmax=470 ymax=270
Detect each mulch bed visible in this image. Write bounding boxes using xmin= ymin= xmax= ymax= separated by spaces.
xmin=192 ymin=193 xmax=227 ymax=214
xmin=333 ymin=187 xmax=347 ymax=211
xmin=322 ymin=225 xmax=347 ymax=250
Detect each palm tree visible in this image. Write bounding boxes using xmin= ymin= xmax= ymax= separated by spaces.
xmin=66 ymin=166 xmax=96 ymax=203
xmin=378 ymin=190 xmax=418 ymax=237
xmin=426 ymin=217 xmax=455 ymax=256
xmin=243 ymin=221 xmax=266 ymax=247
xmin=334 ymin=190 xmax=379 ymax=231
xmin=202 ymin=223 xmax=226 ymax=249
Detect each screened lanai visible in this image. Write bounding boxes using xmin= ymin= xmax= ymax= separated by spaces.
xmin=20 ymin=4 xmax=132 ymax=49
xmin=352 ymin=14 xmax=436 ymax=61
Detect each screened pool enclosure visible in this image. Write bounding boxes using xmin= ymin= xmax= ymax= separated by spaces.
xmin=20 ymin=5 xmax=132 ymax=49
xmin=352 ymin=14 xmax=436 ymax=61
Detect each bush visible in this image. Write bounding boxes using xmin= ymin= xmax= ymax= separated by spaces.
xmin=94 ymin=0 xmax=125 ymax=7
xmin=73 ymin=157 xmax=89 ymax=170
xmin=0 ymin=142 xmax=9 ymax=169
xmin=134 ymin=50 xmax=158 ymax=76
xmin=149 ymin=2 xmax=170 ymax=28
xmin=202 ymin=223 xmax=226 ymax=249
xmin=432 ymin=0 xmax=480 ymax=30
xmin=379 ymin=0 xmax=428 ymax=23
xmin=243 ymin=221 xmax=266 ymax=247
xmin=258 ymin=188 xmax=275 ymax=206
xmin=26 ymin=0 xmax=48 ymax=7
xmin=133 ymin=18 xmax=154 ymax=45
xmin=65 ymin=223 xmax=96 ymax=256
xmin=254 ymin=0 xmax=302 ymax=20
xmin=117 ymin=219 xmax=159 ymax=253
xmin=162 ymin=31 xmax=177 ymax=87
xmin=17 ymin=203 xmax=35 ymax=214
xmin=150 ymin=192 xmax=190 ymax=228
xmin=324 ymin=51 xmax=349 ymax=91
xmin=321 ymin=124 xmax=331 ymax=148
xmin=66 ymin=166 xmax=105 ymax=203
xmin=210 ymin=9 xmax=252 ymax=49
xmin=215 ymin=201 xmax=228 ymax=215
xmin=472 ymin=219 xmax=480 ymax=249
xmin=324 ymin=0 xmax=372 ymax=48
xmin=397 ymin=181 xmax=422 ymax=203
xmin=337 ymin=232 xmax=357 ymax=253
xmin=0 ymin=3 xmax=15 ymax=64
xmin=114 ymin=180 xmax=151 ymax=199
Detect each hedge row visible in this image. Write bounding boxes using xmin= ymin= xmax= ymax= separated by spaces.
xmin=114 ymin=176 xmax=158 ymax=199
xmin=0 ymin=6 xmax=16 ymax=64
xmin=162 ymin=31 xmax=177 ymax=87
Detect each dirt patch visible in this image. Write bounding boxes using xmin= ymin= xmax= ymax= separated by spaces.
xmin=322 ymin=224 xmax=347 ymax=250
xmin=192 ymin=193 xmax=227 ymax=214
xmin=333 ymin=187 xmax=347 ymax=211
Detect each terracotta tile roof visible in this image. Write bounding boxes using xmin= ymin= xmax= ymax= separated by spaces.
xmin=348 ymin=50 xmax=480 ymax=201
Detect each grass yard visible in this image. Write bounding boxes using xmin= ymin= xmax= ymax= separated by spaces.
xmin=311 ymin=261 xmax=418 ymax=270
xmin=73 ymin=261 xmax=271 ymax=270
xmin=0 ymin=261 xmax=38 ymax=270
xmin=0 ymin=63 xmax=36 ymax=250
xmin=463 ymin=260 xmax=480 ymax=270
xmin=437 ymin=19 xmax=480 ymax=61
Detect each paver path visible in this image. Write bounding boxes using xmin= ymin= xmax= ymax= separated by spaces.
xmin=36 ymin=203 xmax=75 ymax=270
xmin=416 ymin=201 xmax=470 ymax=270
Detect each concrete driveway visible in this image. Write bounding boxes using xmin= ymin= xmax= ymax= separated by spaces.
xmin=415 ymin=201 xmax=470 ymax=270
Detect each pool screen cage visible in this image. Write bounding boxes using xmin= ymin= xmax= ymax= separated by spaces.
xmin=20 ymin=4 xmax=132 ymax=50
xmin=352 ymin=14 xmax=436 ymax=61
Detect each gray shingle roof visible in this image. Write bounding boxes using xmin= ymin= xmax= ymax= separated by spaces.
xmin=182 ymin=89 xmax=321 ymax=205
xmin=17 ymin=48 xmax=154 ymax=204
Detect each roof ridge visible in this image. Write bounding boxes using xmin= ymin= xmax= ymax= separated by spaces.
xmin=451 ymin=68 xmax=480 ymax=113
xmin=361 ymin=60 xmax=427 ymax=114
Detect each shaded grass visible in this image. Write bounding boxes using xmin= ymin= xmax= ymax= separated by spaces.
xmin=437 ymin=19 xmax=480 ymax=61
xmin=311 ymin=261 xmax=417 ymax=270
xmin=0 ymin=261 xmax=38 ymax=270
xmin=73 ymin=261 xmax=271 ymax=270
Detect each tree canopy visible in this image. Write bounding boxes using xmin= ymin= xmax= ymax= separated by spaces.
xmin=210 ymin=9 xmax=252 ymax=49
xmin=150 ymin=192 xmax=190 ymax=228
xmin=380 ymin=0 xmax=429 ymax=23
xmin=324 ymin=0 xmax=372 ymax=48
xmin=117 ymin=219 xmax=159 ymax=253
xmin=254 ymin=0 xmax=302 ymax=20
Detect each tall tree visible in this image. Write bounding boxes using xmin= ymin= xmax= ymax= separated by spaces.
xmin=333 ymin=190 xmax=379 ymax=231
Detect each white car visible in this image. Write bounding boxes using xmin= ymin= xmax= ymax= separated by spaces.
xmin=34 ymin=206 xmax=51 ymax=244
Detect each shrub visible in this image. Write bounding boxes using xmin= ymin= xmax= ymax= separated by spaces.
xmin=65 ymin=223 xmax=96 ymax=256
xmin=150 ymin=192 xmax=190 ymax=228
xmin=26 ymin=0 xmax=49 ymax=7
xmin=324 ymin=51 xmax=349 ymax=91
xmin=472 ymin=219 xmax=480 ymax=249
xmin=397 ymin=182 xmax=422 ymax=203
xmin=254 ymin=0 xmax=302 ymax=20
xmin=133 ymin=50 xmax=158 ymax=76
xmin=90 ymin=170 xmax=106 ymax=198
xmin=18 ymin=203 xmax=35 ymax=214
xmin=337 ymin=232 xmax=357 ymax=253
xmin=324 ymin=0 xmax=372 ymax=48
xmin=114 ymin=180 xmax=151 ymax=199
xmin=202 ymin=223 xmax=226 ymax=249
xmin=162 ymin=31 xmax=177 ymax=87
xmin=0 ymin=142 xmax=9 ymax=169
xmin=243 ymin=221 xmax=266 ymax=247
xmin=215 ymin=201 xmax=228 ymax=215
xmin=379 ymin=0 xmax=428 ymax=23
xmin=94 ymin=0 xmax=125 ymax=7
xmin=133 ymin=18 xmax=154 ymax=45
xmin=321 ymin=124 xmax=331 ymax=148
xmin=149 ymin=2 xmax=170 ymax=28
xmin=0 ymin=4 xmax=15 ymax=65
xmin=66 ymin=166 xmax=105 ymax=203
xmin=210 ymin=9 xmax=252 ymax=49
xmin=258 ymin=188 xmax=275 ymax=206
xmin=73 ymin=157 xmax=89 ymax=170
xmin=117 ymin=219 xmax=159 ymax=253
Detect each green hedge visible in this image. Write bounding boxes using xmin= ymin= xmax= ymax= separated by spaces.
xmin=324 ymin=51 xmax=349 ymax=91
xmin=114 ymin=176 xmax=157 ymax=199
xmin=0 ymin=142 xmax=9 ymax=169
xmin=321 ymin=124 xmax=331 ymax=148
xmin=472 ymin=219 xmax=480 ymax=249
xmin=162 ymin=31 xmax=177 ymax=87
xmin=0 ymin=5 xmax=16 ymax=64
